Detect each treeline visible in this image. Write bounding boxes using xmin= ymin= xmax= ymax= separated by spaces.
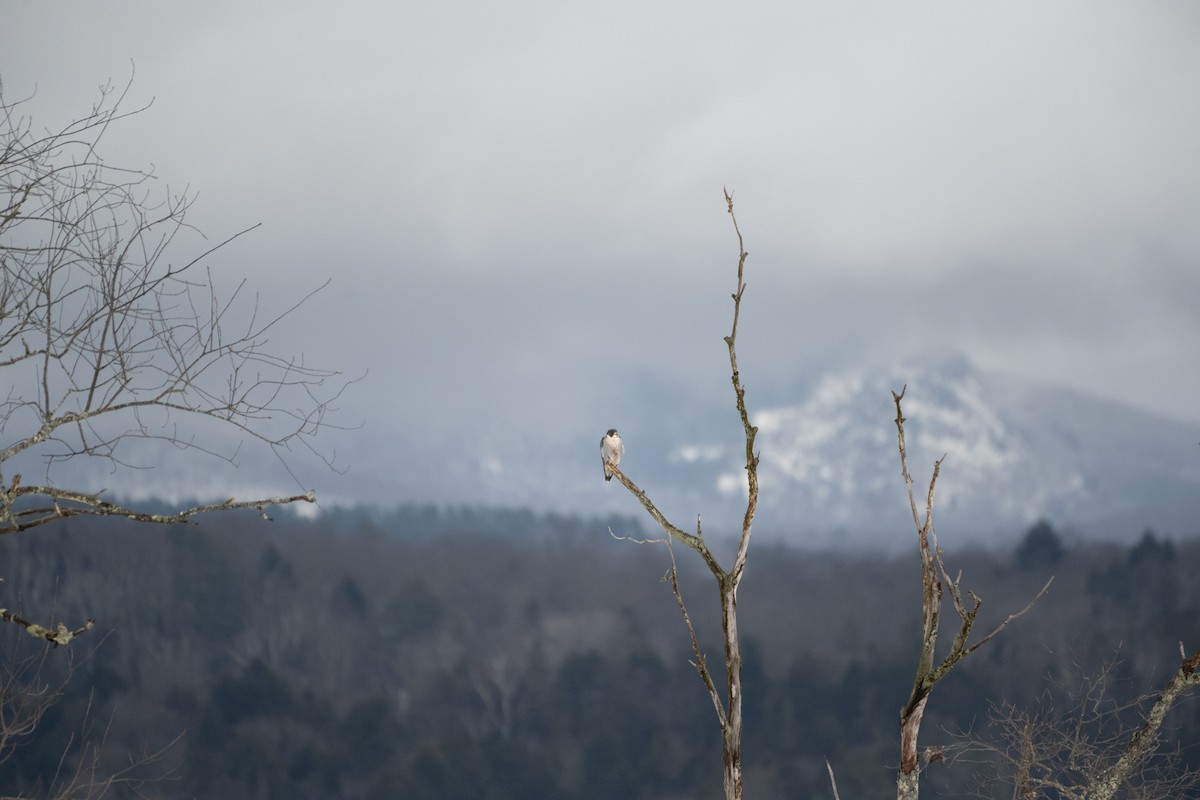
xmin=1 ymin=507 xmax=1198 ymax=799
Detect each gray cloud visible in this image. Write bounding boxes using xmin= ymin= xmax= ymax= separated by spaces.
xmin=3 ymin=2 xmax=1198 ymax=508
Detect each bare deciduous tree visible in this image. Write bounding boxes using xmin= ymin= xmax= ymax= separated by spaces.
xmin=607 ymin=187 xmax=757 ymax=800
xmin=890 ymin=387 xmax=1052 ymax=800
xmin=1 ymin=74 xmax=342 ymax=553
xmin=1 ymin=70 xmax=345 ymax=795
xmin=889 ymin=389 xmax=1200 ymax=800
xmin=955 ymin=652 xmax=1200 ymax=800
xmin=1078 ymin=647 xmax=1200 ymax=800
xmin=0 ymin=636 xmax=181 ymax=799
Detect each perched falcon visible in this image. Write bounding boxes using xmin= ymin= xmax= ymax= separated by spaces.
xmin=600 ymin=429 xmax=624 ymax=482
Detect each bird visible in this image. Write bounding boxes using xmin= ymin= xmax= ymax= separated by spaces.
xmin=600 ymin=429 xmax=624 ymax=482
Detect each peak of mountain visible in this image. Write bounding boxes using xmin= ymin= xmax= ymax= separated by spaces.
xmin=646 ymin=354 xmax=1198 ymax=550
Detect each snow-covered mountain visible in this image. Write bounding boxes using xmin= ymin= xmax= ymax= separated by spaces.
xmin=623 ymin=354 xmax=1199 ymax=550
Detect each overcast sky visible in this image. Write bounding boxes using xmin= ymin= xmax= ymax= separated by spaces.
xmin=3 ymin=2 xmax=1199 ymax=507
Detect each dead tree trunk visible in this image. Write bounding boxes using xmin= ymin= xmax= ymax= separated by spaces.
xmin=719 ymin=574 xmax=744 ymax=799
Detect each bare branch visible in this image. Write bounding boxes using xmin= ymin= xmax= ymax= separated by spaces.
xmin=606 ymin=527 xmax=666 ymax=546
xmin=0 ymin=632 xmax=184 ymax=800
xmin=722 ymin=186 xmax=759 ymax=589
xmin=0 ymin=482 xmax=316 ymax=536
xmin=609 ymin=462 xmax=710 ymax=568
xmin=664 ymin=538 xmax=726 ymax=728
xmin=959 ymin=577 xmax=1053 ymax=660
xmin=826 ymin=758 xmax=843 ymax=800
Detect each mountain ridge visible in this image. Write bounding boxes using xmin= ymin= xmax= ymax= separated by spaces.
xmin=654 ymin=353 xmax=1200 ymax=549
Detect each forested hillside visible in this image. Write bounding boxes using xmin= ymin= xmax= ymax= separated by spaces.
xmin=2 ymin=508 xmax=1198 ymax=799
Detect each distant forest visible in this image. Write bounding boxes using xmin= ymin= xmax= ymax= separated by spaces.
xmin=1 ymin=506 xmax=1198 ymax=799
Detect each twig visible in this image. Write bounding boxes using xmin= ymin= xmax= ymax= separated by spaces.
xmin=825 ymin=758 xmax=843 ymax=800
xmin=607 ymin=527 xmax=666 ymax=546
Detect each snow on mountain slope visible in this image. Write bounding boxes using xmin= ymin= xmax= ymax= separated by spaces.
xmin=672 ymin=354 xmax=1200 ymax=548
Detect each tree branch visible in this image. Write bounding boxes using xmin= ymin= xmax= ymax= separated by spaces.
xmin=0 ymin=608 xmax=94 ymax=646
xmin=0 ymin=480 xmax=316 ymax=535
xmin=723 ymin=187 xmax=759 ymax=588
xmin=664 ymin=538 xmax=726 ymax=728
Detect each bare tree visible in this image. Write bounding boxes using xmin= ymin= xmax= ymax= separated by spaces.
xmin=1 ymin=70 xmax=343 ymax=795
xmin=0 ymin=74 xmax=342 ymax=548
xmin=1076 ymin=647 xmax=1200 ymax=800
xmin=606 ymin=187 xmax=757 ymax=800
xmin=954 ymin=652 xmax=1200 ymax=800
xmin=890 ymin=387 xmax=1051 ymax=800
xmin=0 ymin=635 xmax=181 ymax=800
xmin=889 ymin=389 xmax=1200 ymax=800
xmin=0 ymin=642 xmax=67 ymax=765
